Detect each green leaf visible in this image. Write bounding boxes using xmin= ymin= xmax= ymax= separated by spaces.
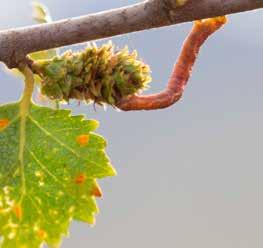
xmin=32 ymin=1 xmax=52 ymax=23
xmin=0 ymin=102 xmax=116 ymax=248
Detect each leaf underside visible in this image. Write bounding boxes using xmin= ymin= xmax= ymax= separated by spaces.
xmin=0 ymin=103 xmax=116 ymax=248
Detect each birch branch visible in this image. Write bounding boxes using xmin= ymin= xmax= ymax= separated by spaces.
xmin=0 ymin=0 xmax=262 ymax=68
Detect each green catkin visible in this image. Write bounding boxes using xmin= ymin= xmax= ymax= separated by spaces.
xmin=33 ymin=42 xmax=152 ymax=106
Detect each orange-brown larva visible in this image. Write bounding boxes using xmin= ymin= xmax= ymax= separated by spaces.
xmin=117 ymin=16 xmax=227 ymax=111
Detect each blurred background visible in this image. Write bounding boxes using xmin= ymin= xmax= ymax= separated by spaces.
xmin=1 ymin=1 xmax=263 ymax=247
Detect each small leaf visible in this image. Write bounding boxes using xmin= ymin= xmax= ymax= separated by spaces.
xmin=0 ymin=102 xmax=116 ymax=247
xmin=29 ymin=50 xmax=57 ymax=62
xmin=30 ymin=2 xmax=57 ymax=61
xmin=32 ymin=1 xmax=52 ymax=23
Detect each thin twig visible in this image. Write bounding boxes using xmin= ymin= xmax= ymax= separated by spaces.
xmin=0 ymin=0 xmax=262 ymax=68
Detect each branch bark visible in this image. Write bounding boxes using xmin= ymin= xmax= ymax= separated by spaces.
xmin=0 ymin=0 xmax=262 ymax=68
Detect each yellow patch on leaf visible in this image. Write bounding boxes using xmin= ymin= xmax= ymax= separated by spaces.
xmin=76 ymin=134 xmax=90 ymax=146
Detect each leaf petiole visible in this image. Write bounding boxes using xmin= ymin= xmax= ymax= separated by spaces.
xmin=18 ymin=65 xmax=35 ymax=200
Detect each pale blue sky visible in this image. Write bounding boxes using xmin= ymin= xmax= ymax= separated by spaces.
xmin=1 ymin=1 xmax=263 ymax=248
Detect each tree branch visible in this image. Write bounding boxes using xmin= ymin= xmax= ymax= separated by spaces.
xmin=0 ymin=0 xmax=262 ymax=68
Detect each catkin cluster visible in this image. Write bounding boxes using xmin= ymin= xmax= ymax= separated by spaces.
xmin=33 ymin=42 xmax=151 ymax=106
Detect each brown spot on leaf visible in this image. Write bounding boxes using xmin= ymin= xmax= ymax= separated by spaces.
xmin=13 ymin=204 xmax=22 ymax=219
xmin=91 ymin=182 xmax=103 ymax=198
xmin=75 ymin=174 xmax=86 ymax=184
xmin=0 ymin=119 xmax=9 ymax=130
xmin=76 ymin=134 xmax=90 ymax=146
xmin=37 ymin=229 xmax=47 ymax=240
